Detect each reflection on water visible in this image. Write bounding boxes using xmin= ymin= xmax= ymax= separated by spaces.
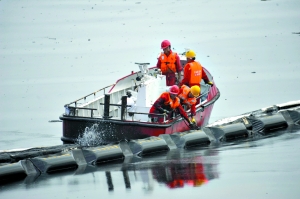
xmin=0 ymin=149 xmax=219 ymax=193
xmin=85 ymin=149 xmax=220 ymax=192
xmin=151 ymin=150 xmax=218 ymax=189
xmin=153 ymin=159 xmax=210 ymax=189
xmin=98 ymin=149 xmax=219 ymax=191
xmin=105 ymin=171 xmax=114 ymax=191
xmin=139 ymin=169 xmax=154 ymax=192
xmin=1 ymin=126 xmax=300 ymax=198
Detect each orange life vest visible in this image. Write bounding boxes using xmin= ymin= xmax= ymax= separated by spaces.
xmin=161 ymin=92 xmax=180 ymax=109
xmin=178 ymin=85 xmax=197 ymax=107
xmin=159 ymin=52 xmax=177 ymax=74
xmin=187 ymin=61 xmax=202 ymax=86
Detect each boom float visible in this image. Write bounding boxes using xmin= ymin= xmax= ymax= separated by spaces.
xmin=1 ymin=100 xmax=299 ymax=185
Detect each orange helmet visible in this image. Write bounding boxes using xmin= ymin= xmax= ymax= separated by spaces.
xmin=161 ymin=40 xmax=171 ymax=49
xmin=169 ymin=85 xmax=179 ymax=95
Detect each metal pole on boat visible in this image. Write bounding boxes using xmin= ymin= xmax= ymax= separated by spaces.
xmin=103 ymin=94 xmax=110 ymax=118
xmin=121 ymin=96 xmax=127 ymax=121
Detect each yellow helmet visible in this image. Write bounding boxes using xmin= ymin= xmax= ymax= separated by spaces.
xmin=185 ymin=50 xmax=196 ymax=58
xmin=190 ymin=85 xmax=200 ymax=97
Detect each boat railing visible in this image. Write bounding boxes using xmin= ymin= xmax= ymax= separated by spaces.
xmin=90 ymin=94 xmax=167 ymax=122
xmin=128 ymin=111 xmax=168 ymax=123
xmin=65 ymin=106 xmax=98 ymax=117
xmin=66 ymin=86 xmax=218 ymax=120
xmin=64 ymin=86 xmax=213 ymax=121
xmin=63 ymin=82 xmax=216 ymax=120
xmin=65 ymin=84 xmax=114 ymax=107
xmin=101 ymin=95 xmax=168 ymax=122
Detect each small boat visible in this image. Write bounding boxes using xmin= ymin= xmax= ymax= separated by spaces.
xmin=59 ymin=53 xmax=220 ymax=144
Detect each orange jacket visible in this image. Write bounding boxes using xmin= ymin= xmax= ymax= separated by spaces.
xmin=158 ymin=52 xmax=177 ymax=74
xmin=181 ymin=60 xmax=209 ymax=87
xmin=189 ymin=62 xmax=202 ymax=86
xmin=178 ymin=85 xmax=197 ymax=116
xmin=149 ymin=92 xmax=189 ymax=122
xmin=161 ymin=92 xmax=180 ymax=109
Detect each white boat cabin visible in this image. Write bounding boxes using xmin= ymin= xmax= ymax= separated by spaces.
xmin=64 ymin=62 xmax=211 ymax=123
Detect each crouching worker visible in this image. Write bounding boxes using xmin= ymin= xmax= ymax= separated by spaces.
xmin=149 ymin=85 xmax=197 ymax=130
xmin=178 ymin=85 xmax=201 ymax=124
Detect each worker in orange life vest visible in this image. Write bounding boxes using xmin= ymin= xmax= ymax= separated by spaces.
xmin=180 ymin=50 xmax=213 ymax=88
xmin=178 ymin=85 xmax=201 ymax=123
xmin=157 ymin=40 xmax=183 ymax=86
xmin=149 ymin=85 xmax=197 ymax=129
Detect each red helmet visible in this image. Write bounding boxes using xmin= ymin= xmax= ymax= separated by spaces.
xmin=169 ymin=85 xmax=179 ymax=95
xmin=161 ymin=40 xmax=171 ymax=49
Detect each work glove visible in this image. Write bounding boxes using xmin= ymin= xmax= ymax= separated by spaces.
xmin=189 ymin=123 xmax=199 ymax=130
xmin=206 ymin=81 xmax=214 ymax=87
xmin=158 ymin=107 xmax=170 ymax=114
xmin=190 ymin=117 xmax=196 ymax=124
xmin=163 ymin=109 xmax=170 ymax=114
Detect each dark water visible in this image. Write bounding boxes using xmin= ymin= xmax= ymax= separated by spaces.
xmin=1 ymin=0 xmax=300 ymax=198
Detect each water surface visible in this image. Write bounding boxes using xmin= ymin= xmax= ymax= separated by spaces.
xmin=1 ymin=0 xmax=300 ymax=198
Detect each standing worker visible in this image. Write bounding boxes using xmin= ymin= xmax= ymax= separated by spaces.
xmin=149 ymin=85 xmax=197 ymax=130
xmin=180 ymin=50 xmax=213 ymax=88
xmin=157 ymin=40 xmax=183 ymax=86
xmin=178 ymin=85 xmax=201 ymax=124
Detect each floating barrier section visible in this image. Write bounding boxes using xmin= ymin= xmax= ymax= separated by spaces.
xmin=247 ymin=113 xmax=288 ymax=133
xmin=207 ymin=122 xmax=250 ymax=141
xmin=129 ymin=137 xmax=169 ymax=156
xmin=0 ymin=102 xmax=299 ymax=185
xmin=82 ymin=144 xmax=124 ymax=164
xmin=170 ymin=130 xmax=211 ymax=148
xmin=0 ymin=160 xmax=39 ymax=184
xmin=30 ymin=152 xmax=78 ymax=173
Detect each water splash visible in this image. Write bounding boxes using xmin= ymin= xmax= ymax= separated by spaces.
xmin=76 ymin=124 xmax=104 ymax=146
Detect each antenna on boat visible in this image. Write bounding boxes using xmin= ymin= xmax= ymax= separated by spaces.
xmin=135 ymin=62 xmax=150 ymax=75
xmin=183 ymin=48 xmax=190 ymax=55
